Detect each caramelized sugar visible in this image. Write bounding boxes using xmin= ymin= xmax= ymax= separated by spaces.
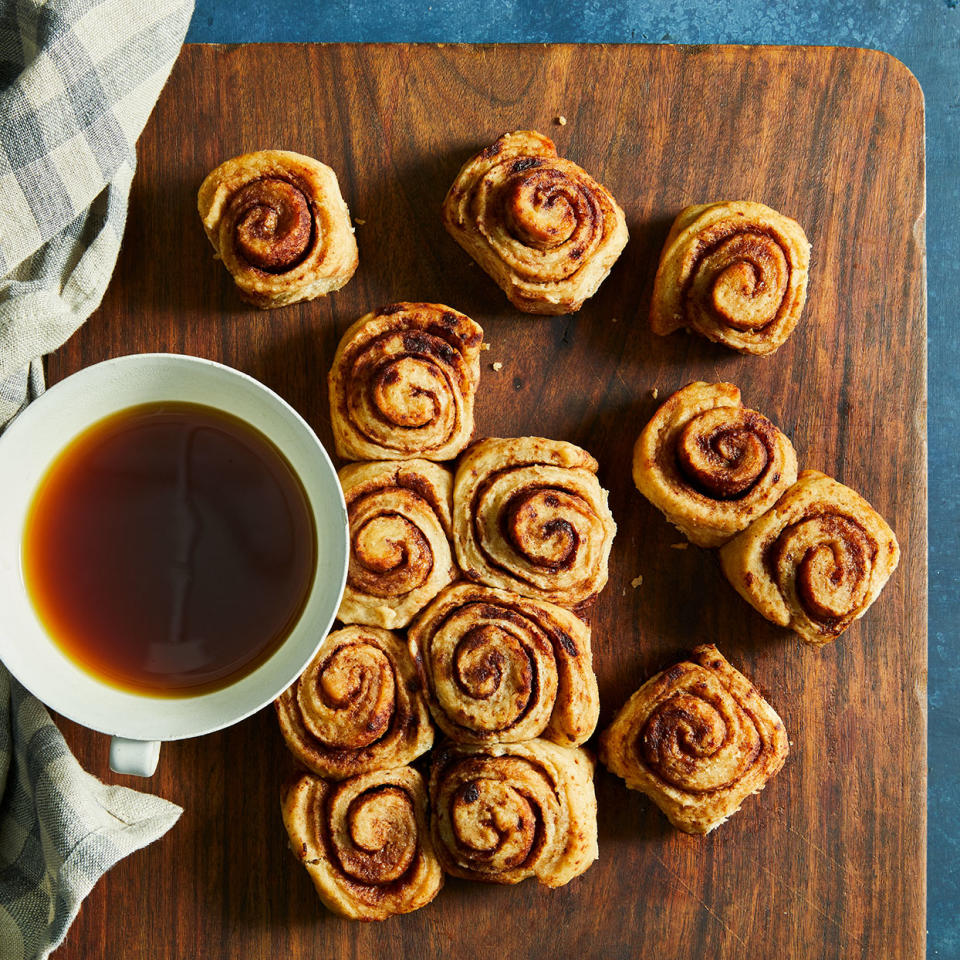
xmin=22 ymin=402 xmax=317 ymax=697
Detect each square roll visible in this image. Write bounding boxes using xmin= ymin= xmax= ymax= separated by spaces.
xmin=442 ymin=130 xmax=628 ymax=315
xmin=719 ymin=470 xmax=900 ymax=644
xmin=600 ymin=644 xmax=788 ymax=835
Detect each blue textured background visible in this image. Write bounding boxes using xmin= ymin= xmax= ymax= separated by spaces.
xmin=187 ymin=3 xmax=959 ymax=956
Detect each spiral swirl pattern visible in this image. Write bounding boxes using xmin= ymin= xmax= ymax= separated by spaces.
xmin=329 ymin=302 xmax=483 ymax=462
xmin=719 ymin=470 xmax=900 ymax=644
xmin=442 ymin=130 xmax=629 ymax=314
xmin=281 ymin=767 xmax=443 ymax=920
xmin=599 ymin=644 xmax=789 ymax=835
xmin=408 ymin=583 xmax=599 ymax=746
xmin=337 ymin=460 xmax=458 ymax=629
xmin=633 ymin=381 xmax=798 ymax=547
xmin=197 ymin=150 xmax=358 ymax=308
xmin=276 ymin=625 xmax=433 ymax=779
xmin=429 ymin=739 xmax=598 ymax=887
xmin=453 ymin=437 xmax=616 ymax=607
xmin=650 ymin=201 xmax=810 ymax=355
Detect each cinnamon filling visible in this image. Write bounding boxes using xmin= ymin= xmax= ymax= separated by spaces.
xmin=229 ymin=177 xmax=313 ymax=271
xmin=676 ymin=408 xmax=775 ymax=499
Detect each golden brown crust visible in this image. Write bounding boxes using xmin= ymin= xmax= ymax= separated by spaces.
xmin=328 ymin=302 xmax=483 ymax=461
xmin=649 ymin=201 xmax=810 ymax=355
xmin=599 ymin=645 xmax=789 ymax=835
xmin=452 ymin=436 xmax=617 ymax=607
xmin=719 ymin=470 xmax=900 ymax=644
xmin=408 ymin=582 xmax=599 ymax=747
xmin=633 ymin=381 xmax=799 ymax=547
xmin=429 ymin=739 xmax=597 ymax=886
xmin=197 ymin=149 xmax=358 ymax=308
xmin=276 ymin=625 xmax=433 ymax=779
xmin=338 ymin=460 xmax=458 ymax=629
xmin=442 ymin=130 xmax=629 ymax=315
xmin=281 ymin=767 xmax=443 ymax=920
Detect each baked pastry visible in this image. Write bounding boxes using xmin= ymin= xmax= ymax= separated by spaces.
xmin=650 ymin=201 xmax=810 ymax=355
xmin=429 ymin=739 xmax=597 ymax=886
xmin=197 ymin=149 xmax=358 ymax=308
xmin=338 ymin=460 xmax=457 ymax=629
xmin=408 ymin=582 xmax=599 ymax=747
xmin=281 ymin=766 xmax=442 ymax=920
xmin=276 ymin=625 xmax=433 ymax=779
xmin=633 ymin=381 xmax=798 ymax=547
xmin=442 ymin=130 xmax=628 ymax=314
xmin=452 ymin=436 xmax=616 ymax=607
xmin=329 ymin=302 xmax=483 ymax=461
xmin=600 ymin=644 xmax=788 ymax=835
xmin=719 ymin=470 xmax=900 ymax=644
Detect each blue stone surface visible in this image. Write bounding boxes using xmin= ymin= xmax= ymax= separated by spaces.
xmin=187 ymin=4 xmax=959 ymax=956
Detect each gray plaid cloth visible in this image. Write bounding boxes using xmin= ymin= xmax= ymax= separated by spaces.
xmin=0 ymin=1 xmax=194 ymax=956
xmin=0 ymin=671 xmax=182 ymax=960
xmin=0 ymin=0 xmax=193 ymax=417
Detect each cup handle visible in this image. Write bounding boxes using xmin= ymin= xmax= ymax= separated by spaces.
xmin=109 ymin=737 xmax=162 ymax=777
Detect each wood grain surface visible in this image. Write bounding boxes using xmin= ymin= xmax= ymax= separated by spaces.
xmin=47 ymin=43 xmax=926 ymax=960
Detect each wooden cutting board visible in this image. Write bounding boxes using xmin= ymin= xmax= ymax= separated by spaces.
xmin=48 ymin=44 xmax=926 ymax=960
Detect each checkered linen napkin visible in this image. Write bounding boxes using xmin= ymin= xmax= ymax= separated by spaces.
xmin=0 ymin=1 xmax=195 ymax=957
xmin=0 ymin=671 xmax=182 ymax=960
xmin=0 ymin=0 xmax=193 ymax=420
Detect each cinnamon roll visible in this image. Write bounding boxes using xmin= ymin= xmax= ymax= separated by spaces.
xmin=408 ymin=582 xmax=599 ymax=747
xmin=329 ymin=302 xmax=483 ymax=461
xmin=600 ymin=644 xmax=789 ymax=835
xmin=452 ymin=436 xmax=616 ymax=607
xmin=429 ymin=739 xmax=598 ymax=886
xmin=338 ymin=460 xmax=457 ymax=629
xmin=633 ymin=381 xmax=798 ymax=547
xmin=282 ymin=766 xmax=443 ymax=920
xmin=650 ymin=201 xmax=811 ymax=355
xmin=719 ymin=470 xmax=900 ymax=644
xmin=276 ymin=625 xmax=433 ymax=779
xmin=197 ymin=150 xmax=358 ymax=308
xmin=442 ymin=130 xmax=629 ymax=314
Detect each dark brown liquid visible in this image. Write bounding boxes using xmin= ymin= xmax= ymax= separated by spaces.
xmin=22 ymin=402 xmax=317 ymax=697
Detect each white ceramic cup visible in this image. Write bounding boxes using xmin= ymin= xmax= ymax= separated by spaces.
xmin=0 ymin=353 xmax=348 ymax=776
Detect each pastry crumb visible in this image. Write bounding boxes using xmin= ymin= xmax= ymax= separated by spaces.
xmin=611 ymin=317 xmax=619 ymax=323
xmin=556 ymin=115 xmax=567 ymax=125
xmin=491 ymin=361 xmax=503 ymax=371
xmin=481 ymin=342 xmax=491 ymax=351
xmin=651 ymin=387 xmax=659 ymax=399
xmin=630 ymin=575 xmax=643 ymax=589
xmin=670 ymin=542 xmax=688 ymax=550
xmin=354 ymin=218 xmax=366 ymax=226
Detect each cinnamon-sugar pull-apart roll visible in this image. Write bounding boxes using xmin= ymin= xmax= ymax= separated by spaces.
xmin=429 ymin=739 xmax=598 ymax=887
xmin=197 ymin=150 xmax=358 ymax=308
xmin=338 ymin=460 xmax=458 ymax=629
xmin=600 ymin=644 xmax=789 ymax=835
xmin=633 ymin=381 xmax=798 ymax=547
xmin=408 ymin=583 xmax=599 ymax=747
xmin=276 ymin=625 xmax=433 ymax=779
xmin=442 ymin=130 xmax=629 ymax=315
xmin=719 ymin=470 xmax=900 ymax=644
xmin=453 ymin=437 xmax=617 ymax=607
xmin=282 ymin=767 xmax=443 ymax=920
xmin=329 ymin=302 xmax=483 ymax=461
xmin=650 ymin=201 xmax=810 ymax=355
